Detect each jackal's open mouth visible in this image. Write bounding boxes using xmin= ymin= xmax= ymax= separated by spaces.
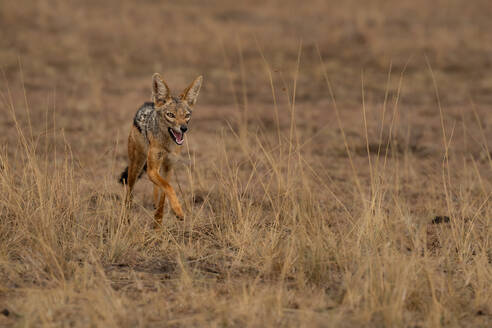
xmin=168 ymin=128 xmax=184 ymax=145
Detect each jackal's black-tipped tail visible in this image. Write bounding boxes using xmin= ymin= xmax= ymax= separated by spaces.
xmin=118 ymin=164 xmax=147 ymax=185
xmin=119 ymin=167 xmax=129 ymax=185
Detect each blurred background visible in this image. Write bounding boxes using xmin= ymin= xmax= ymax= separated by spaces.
xmin=1 ymin=0 xmax=491 ymax=199
xmin=2 ymin=0 xmax=491 ymax=189
xmin=2 ymin=0 xmax=492 ymax=109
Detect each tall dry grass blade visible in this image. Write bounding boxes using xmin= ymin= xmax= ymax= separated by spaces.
xmin=287 ymin=40 xmax=303 ymax=187
xmin=360 ymin=70 xmax=374 ymax=204
xmin=376 ymin=61 xmax=393 ymax=166
xmin=470 ymin=101 xmax=492 ymax=171
xmin=236 ymin=36 xmax=249 ymax=146
xmin=315 ymin=44 xmax=366 ymax=208
xmin=425 ymin=56 xmax=453 ymax=216
xmin=254 ymin=36 xmax=282 ymax=148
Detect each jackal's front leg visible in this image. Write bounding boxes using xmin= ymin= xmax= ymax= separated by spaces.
xmin=147 ymin=146 xmax=184 ymax=221
xmin=152 ymin=168 xmax=172 ymax=228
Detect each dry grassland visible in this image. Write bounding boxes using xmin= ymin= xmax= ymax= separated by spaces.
xmin=0 ymin=0 xmax=491 ymax=327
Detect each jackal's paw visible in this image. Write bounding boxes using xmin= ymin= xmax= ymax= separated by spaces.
xmin=173 ymin=209 xmax=184 ymax=220
xmin=170 ymin=201 xmax=184 ymax=220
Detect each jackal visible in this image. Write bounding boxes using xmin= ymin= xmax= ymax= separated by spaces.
xmin=119 ymin=73 xmax=202 ymax=227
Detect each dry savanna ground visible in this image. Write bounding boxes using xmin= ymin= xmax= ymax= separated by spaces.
xmin=0 ymin=0 xmax=491 ymax=327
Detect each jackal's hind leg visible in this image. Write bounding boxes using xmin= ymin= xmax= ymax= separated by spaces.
xmin=125 ymin=127 xmax=148 ymax=205
xmin=125 ymin=161 xmax=146 ymax=205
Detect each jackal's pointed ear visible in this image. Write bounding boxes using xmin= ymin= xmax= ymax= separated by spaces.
xmin=181 ymin=75 xmax=203 ymax=106
xmin=152 ymin=73 xmax=170 ymax=104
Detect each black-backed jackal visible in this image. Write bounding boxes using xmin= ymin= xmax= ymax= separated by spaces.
xmin=119 ymin=73 xmax=202 ymax=227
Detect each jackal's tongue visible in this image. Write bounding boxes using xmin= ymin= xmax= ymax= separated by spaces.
xmin=172 ymin=130 xmax=183 ymax=144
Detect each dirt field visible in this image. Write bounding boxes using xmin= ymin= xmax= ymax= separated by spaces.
xmin=0 ymin=0 xmax=491 ymax=327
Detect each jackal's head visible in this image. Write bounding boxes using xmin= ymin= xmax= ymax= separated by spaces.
xmin=151 ymin=73 xmax=203 ymax=145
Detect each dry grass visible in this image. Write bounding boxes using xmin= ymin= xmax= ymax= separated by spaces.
xmin=0 ymin=0 xmax=491 ymax=327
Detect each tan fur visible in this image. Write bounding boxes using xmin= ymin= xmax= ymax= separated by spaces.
xmin=124 ymin=74 xmax=202 ymax=228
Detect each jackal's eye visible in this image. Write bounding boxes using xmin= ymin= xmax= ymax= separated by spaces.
xmin=185 ymin=113 xmax=191 ymax=119
xmin=166 ymin=112 xmax=175 ymax=119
